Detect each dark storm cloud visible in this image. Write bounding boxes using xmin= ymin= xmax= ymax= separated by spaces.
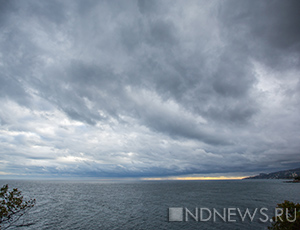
xmin=0 ymin=76 xmax=31 ymax=105
xmin=218 ymin=0 xmax=300 ymax=69
xmin=0 ymin=0 xmax=14 ymax=28
xmin=0 ymin=0 xmax=300 ymax=178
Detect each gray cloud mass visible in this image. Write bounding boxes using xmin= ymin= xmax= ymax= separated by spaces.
xmin=0 ymin=0 xmax=300 ymax=178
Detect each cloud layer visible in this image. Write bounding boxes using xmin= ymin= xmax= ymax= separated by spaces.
xmin=1 ymin=0 xmax=300 ymax=178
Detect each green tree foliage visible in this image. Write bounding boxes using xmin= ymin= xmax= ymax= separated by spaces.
xmin=0 ymin=184 xmax=35 ymax=229
xmin=294 ymin=176 xmax=300 ymax=181
xmin=268 ymin=200 xmax=300 ymax=230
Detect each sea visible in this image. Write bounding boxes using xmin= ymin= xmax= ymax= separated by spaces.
xmin=0 ymin=179 xmax=299 ymax=230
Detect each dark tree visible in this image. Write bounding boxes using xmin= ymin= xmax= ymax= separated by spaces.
xmin=0 ymin=184 xmax=35 ymax=229
xmin=268 ymin=200 xmax=300 ymax=230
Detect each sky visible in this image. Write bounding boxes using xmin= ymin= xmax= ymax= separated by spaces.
xmin=0 ymin=0 xmax=300 ymax=179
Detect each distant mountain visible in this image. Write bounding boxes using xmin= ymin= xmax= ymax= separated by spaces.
xmin=244 ymin=167 xmax=300 ymax=179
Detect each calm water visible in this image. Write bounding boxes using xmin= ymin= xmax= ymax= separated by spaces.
xmin=0 ymin=179 xmax=299 ymax=230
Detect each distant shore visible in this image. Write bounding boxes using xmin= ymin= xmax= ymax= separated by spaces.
xmin=284 ymin=180 xmax=300 ymax=183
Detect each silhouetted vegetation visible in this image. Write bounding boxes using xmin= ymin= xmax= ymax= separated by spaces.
xmin=268 ymin=200 xmax=300 ymax=230
xmin=0 ymin=184 xmax=35 ymax=229
xmin=294 ymin=176 xmax=300 ymax=181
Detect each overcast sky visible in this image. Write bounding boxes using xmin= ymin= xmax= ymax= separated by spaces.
xmin=1 ymin=0 xmax=300 ymax=179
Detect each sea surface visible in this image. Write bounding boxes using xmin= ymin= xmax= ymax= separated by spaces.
xmin=0 ymin=179 xmax=299 ymax=230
